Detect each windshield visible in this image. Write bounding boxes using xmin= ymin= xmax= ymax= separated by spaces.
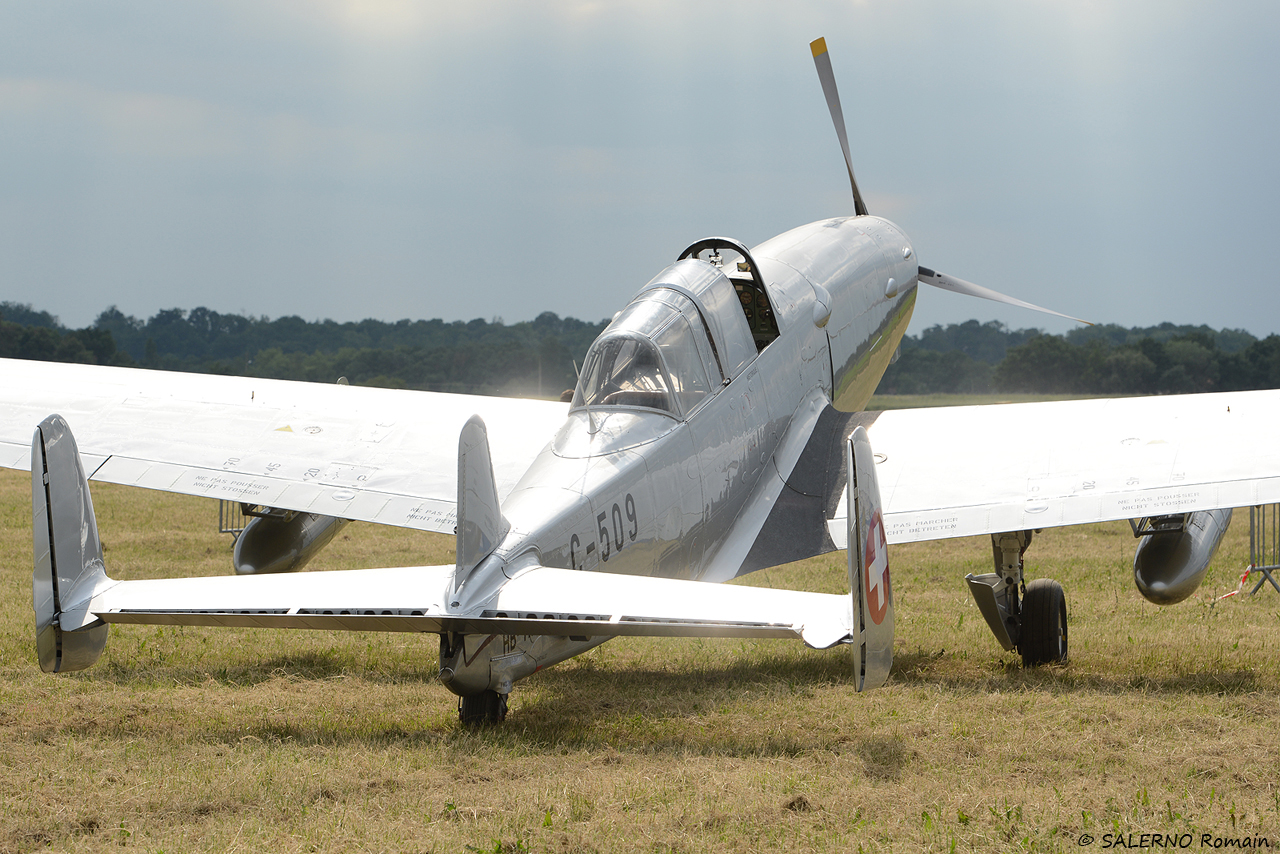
xmin=571 ymin=290 xmax=720 ymax=418
xmin=572 ymin=334 xmax=674 ymax=413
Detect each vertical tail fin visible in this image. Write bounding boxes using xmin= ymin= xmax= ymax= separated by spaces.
xmin=32 ymin=415 xmax=110 ymax=673
xmin=452 ymin=415 xmax=510 ymax=598
xmin=846 ymin=426 xmax=893 ymax=691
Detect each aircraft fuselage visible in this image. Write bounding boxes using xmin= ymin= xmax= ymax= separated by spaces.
xmin=440 ymin=215 xmax=919 ymax=697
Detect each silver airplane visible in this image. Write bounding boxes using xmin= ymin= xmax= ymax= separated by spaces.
xmin=2 ymin=40 xmax=1277 ymax=724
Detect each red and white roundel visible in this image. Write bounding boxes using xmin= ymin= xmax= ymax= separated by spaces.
xmin=863 ymin=509 xmax=890 ymax=625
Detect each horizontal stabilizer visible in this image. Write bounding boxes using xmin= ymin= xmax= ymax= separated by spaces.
xmin=490 ymin=566 xmax=853 ymax=647
xmin=82 ymin=564 xmax=853 ymax=648
xmin=917 ymin=267 xmax=1090 ymax=325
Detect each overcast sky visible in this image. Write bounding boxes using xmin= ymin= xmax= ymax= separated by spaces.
xmin=2 ymin=1 xmax=1277 ymax=337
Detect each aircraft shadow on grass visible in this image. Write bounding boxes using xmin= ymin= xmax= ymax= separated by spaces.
xmin=83 ymin=640 xmax=1261 ymax=701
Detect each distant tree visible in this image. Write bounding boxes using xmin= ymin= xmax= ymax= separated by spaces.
xmin=1069 ymin=322 xmax=1256 ymax=355
xmin=65 ymin=328 xmax=119 ymax=365
xmin=994 ymin=334 xmax=1090 ymax=393
xmin=1214 ymin=328 xmax=1257 ymax=354
xmin=1219 ymin=335 xmax=1280 ymax=391
xmin=904 ymin=320 xmax=1037 ymax=364
xmin=1094 ymin=348 xmax=1157 ymax=394
xmin=1160 ymin=337 xmax=1218 ymax=392
xmin=878 ymin=349 xmax=993 ymax=394
xmin=0 ymin=302 xmax=61 ymax=329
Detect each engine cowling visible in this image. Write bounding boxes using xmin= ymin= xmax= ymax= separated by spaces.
xmin=1132 ymin=508 xmax=1232 ymax=605
xmin=751 ymin=216 xmax=918 ymax=412
xmin=233 ymin=511 xmax=350 ymax=575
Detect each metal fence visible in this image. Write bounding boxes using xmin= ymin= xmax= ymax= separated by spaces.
xmin=1247 ymin=505 xmax=1280 ymax=595
xmin=218 ymin=500 xmax=247 ymax=540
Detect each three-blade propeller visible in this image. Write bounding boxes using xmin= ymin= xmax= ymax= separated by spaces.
xmin=810 ymin=37 xmax=1089 ymax=325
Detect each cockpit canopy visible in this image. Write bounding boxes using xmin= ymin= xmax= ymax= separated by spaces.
xmin=571 ymin=289 xmax=722 ymax=419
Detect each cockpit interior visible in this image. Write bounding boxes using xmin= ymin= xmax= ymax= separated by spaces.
xmin=679 ymin=238 xmax=780 ymax=353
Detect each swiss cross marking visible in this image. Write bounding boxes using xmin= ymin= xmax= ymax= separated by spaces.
xmin=864 ymin=509 xmax=891 ymax=625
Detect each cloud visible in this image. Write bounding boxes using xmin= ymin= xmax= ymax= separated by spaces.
xmin=0 ymin=77 xmax=243 ymax=161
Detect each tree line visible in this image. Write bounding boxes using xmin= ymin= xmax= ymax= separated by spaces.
xmin=3 ymin=300 xmax=1278 ymax=398
xmin=878 ymin=319 xmax=1274 ymax=396
xmin=0 ymin=302 xmax=607 ymax=398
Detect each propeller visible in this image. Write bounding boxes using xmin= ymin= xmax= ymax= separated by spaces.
xmin=811 ymin=37 xmax=867 ymax=217
xmin=917 ymin=267 xmax=1092 ymax=325
xmin=810 ymin=37 xmax=1090 ymax=325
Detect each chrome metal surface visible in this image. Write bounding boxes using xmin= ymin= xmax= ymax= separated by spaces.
xmin=753 ymin=216 xmax=917 ymax=412
xmin=232 ymin=513 xmax=349 ymax=575
xmin=965 ymin=573 xmax=1017 ymax=651
xmin=1133 ymin=508 xmax=1232 ymax=605
xmin=454 ymin=415 xmax=510 ymax=594
xmin=30 ymin=415 xmax=109 ymax=672
xmin=848 ymin=426 xmax=892 ymax=691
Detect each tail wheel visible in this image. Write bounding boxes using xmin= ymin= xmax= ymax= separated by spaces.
xmin=1019 ymin=578 xmax=1068 ymax=667
xmin=459 ymin=690 xmax=508 ymax=726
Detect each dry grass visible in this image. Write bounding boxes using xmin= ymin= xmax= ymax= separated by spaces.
xmin=2 ymin=467 xmax=1279 ymax=852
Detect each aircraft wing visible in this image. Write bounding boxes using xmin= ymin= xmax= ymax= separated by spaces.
xmin=69 ymin=563 xmax=853 ymax=650
xmin=745 ymin=390 xmax=1280 ymax=567
xmin=856 ymin=391 xmax=1280 ymax=544
xmin=0 ymin=358 xmax=568 ymax=534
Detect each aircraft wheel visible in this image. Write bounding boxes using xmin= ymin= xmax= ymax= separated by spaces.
xmin=1019 ymin=578 xmax=1068 ymax=667
xmin=459 ymin=690 xmax=508 ymax=726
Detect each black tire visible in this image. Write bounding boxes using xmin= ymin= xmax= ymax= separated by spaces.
xmin=1019 ymin=578 xmax=1068 ymax=667
xmin=459 ymin=690 xmax=508 ymax=726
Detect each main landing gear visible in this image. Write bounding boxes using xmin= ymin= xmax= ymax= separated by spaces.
xmin=964 ymin=530 xmax=1068 ymax=667
xmin=459 ymin=690 xmax=509 ymax=726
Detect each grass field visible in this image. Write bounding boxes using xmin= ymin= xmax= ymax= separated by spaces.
xmin=2 ymin=465 xmax=1279 ymax=852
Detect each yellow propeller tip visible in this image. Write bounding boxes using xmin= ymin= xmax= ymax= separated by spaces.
xmin=810 ymin=37 xmax=827 ymax=58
